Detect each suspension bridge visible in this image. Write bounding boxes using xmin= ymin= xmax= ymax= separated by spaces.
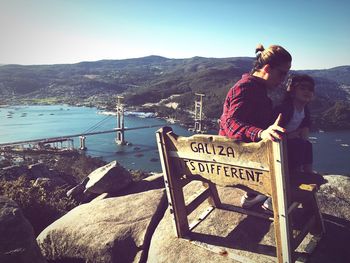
xmin=0 ymin=94 xmax=206 ymax=152
xmin=0 ymin=97 xmax=163 ymax=152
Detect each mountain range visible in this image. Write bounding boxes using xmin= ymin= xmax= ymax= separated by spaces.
xmin=1 ymin=56 xmax=349 ymax=129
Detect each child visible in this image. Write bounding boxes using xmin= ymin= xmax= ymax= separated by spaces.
xmin=274 ymin=74 xmax=315 ymax=173
xmin=263 ymin=74 xmax=315 ymax=211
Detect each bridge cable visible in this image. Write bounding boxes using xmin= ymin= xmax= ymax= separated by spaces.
xmin=83 ymin=115 xmax=114 ymax=134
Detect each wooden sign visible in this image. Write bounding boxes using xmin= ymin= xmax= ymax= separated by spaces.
xmin=165 ymin=132 xmax=273 ymax=195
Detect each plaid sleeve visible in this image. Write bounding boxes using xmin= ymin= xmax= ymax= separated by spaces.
xmin=219 ymin=84 xmax=263 ymax=142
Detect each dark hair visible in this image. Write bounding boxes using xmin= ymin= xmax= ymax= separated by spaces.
xmin=251 ymin=44 xmax=292 ymax=73
xmin=283 ymin=74 xmax=315 ymax=102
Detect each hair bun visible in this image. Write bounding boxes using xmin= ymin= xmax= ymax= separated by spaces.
xmin=255 ymin=44 xmax=265 ymax=54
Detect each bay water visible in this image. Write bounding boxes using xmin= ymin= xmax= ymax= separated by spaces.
xmin=1 ymin=105 xmax=349 ymax=175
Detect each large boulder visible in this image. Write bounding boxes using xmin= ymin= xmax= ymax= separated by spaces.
xmin=85 ymin=160 xmax=133 ymax=194
xmin=90 ymin=173 xmax=165 ymax=202
xmin=118 ymin=172 xmax=165 ymax=196
xmin=148 ymin=183 xmax=281 ymax=263
xmin=37 ymin=188 xmax=166 ymax=263
xmin=148 ymin=178 xmax=350 ymax=263
xmin=66 ymin=160 xmax=133 ymax=202
xmin=308 ymin=175 xmax=350 ymax=263
xmin=0 ymin=196 xmax=46 ymax=263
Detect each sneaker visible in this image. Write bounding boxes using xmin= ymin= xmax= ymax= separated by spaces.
xmin=262 ymin=197 xmax=273 ymax=212
xmin=240 ymin=194 xmax=267 ymax=208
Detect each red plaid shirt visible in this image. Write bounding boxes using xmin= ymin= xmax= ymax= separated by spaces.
xmin=219 ymin=74 xmax=273 ymax=142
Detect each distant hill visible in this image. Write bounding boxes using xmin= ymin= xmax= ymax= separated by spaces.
xmin=0 ymin=56 xmax=349 ymax=129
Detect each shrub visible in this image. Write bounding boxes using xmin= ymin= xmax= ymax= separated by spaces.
xmin=53 ymin=153 xmax=106 ymax=182
xmin=0 ymin=175 xmax=78 ymax=235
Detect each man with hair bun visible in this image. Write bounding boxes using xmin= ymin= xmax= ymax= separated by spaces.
xmin=219 ymin=44 xmax=292 ymax=208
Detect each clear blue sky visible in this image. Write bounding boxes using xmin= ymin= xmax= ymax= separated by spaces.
xmin=1 ymin=0 xmax=349 ymax=70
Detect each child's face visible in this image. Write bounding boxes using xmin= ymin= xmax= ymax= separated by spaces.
xmin=294 ymin=81 xmax=314 ymax=104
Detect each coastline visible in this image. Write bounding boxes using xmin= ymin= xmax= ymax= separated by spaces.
xmin=1 ymin=104 xmax=350 ymax=175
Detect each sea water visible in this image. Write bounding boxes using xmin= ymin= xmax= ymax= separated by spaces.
xmin=0 ymin=105 xmax=349 ymax=174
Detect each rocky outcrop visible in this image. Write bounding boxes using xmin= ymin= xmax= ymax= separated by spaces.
xmin=148 ymin=176 xmax=350 ymax=263
xmin=85 ymin=160 xmax=132 ymax=194
xmin=148 ymin=182 xmax=301 ymax=263
xmin=2 ymin=160 xmax=347 ymax=263
xmin=37 ymin=188 xmax=166 ymax=263
xmin=318 ymin=175 xmax=350 ymax=220
xmin=0 ymin=196 xmax=46 ymax=263
xmin=67 ymin=161 xmax=133 ymax=202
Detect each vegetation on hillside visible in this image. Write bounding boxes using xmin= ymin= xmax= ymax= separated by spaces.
xmin=0 ymin=175 xmax=77 ymax=235
xmin=0 ymin=151 xmax=153 ymax=235
xmin=1 ymin=56 xmax=349 ymax=130
xmin=319 ymin=101 xmax=350 ymax=130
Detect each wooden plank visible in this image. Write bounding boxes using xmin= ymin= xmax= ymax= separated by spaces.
xmin=292 ymin=216 xmax=316 ymax=250
xmin=204 ymin=181 xmax=222 ymax=208
xmin=169 ymin=150 xmax=269 ymax=171
xmin=311 ymin=193 xmax=326 ymax=234
xmin=171 ymin=157 xmax=272 ymax=196
xmin=188 ymin=206 xmax=215 ymax=231
xmin=186 ymin=188 xmax=211 ymax=215
xmin=163 ymin=131 xmax=273 ymax=195
xmin=166 ymin=132 xmax=270 ymax=171
xmin=156 ymin=128 xmax=189 ymax=237
xmin=271 ymin=140 xmax=293 ymax=263
xmin=220 ymin=204 xmax=273 ymax=220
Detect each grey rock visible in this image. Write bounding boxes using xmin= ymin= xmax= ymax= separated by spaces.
xmin=85 ymin=160 xmax=132 ymax=194
xmin=318 ymin=175 xmax=350 ymax=220
xmin=0 ymin=196 xmax=46 ymax=263
xmin=148 ymin=177 xmax=350 ymax=263
xmin=66 ymin=176 xmax=90 ymax=198
xmin=118 ymin=172 xmax=165 ymax=196
xmin=37 ymin=188 xmax=166 ymax=263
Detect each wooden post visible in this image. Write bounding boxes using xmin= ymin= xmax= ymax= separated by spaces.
xmin=156 ymin=127 xmax=189 ymax=237
xmin=271 ymin=139 xmax=292 ymax=263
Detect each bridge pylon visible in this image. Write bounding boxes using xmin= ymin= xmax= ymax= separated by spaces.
xmin=115 ymin=96 xmax=127 ymax=145
xmin=191 ymin=93 xmax=205 ymax=133
xmin=79 ymin=136 xmax=87 ymax=150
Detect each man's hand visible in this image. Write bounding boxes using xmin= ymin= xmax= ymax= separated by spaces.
xmin=260 ymin=114 xmax=285 ymax=141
